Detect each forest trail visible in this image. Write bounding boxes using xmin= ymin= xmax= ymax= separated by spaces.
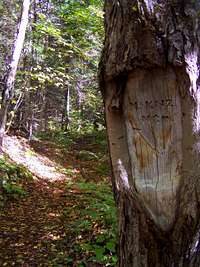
xmin=3 ymin=135 xmax=68 ymax=181
xmin=1 ymin=136 xmax=75 ymax=266
xmin=1 ymin=178 xmax=73 ymax=266
xmin=0 ymin=134 xmax=115 ymax=267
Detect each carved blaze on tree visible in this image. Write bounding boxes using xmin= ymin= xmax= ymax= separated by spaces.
xmin=99 ymin=1 xmax=200 ymax=266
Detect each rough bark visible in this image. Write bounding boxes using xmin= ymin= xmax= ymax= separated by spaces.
xmin=100 ymin=1 xmax=200 ymax=266
xmin=0 ymin=0 xmax=30 ymax=150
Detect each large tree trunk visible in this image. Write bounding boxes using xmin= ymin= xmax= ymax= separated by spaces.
xmin=0 ymin=0 xmax=30 ymax=150
xmin=100 ymin=1 xmax=200 ymax=266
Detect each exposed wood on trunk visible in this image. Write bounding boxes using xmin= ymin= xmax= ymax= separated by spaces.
xmin=124 ymin=68 xmax=183 ymax=230
xmin=100 ymin=0 xmax=200 ymax=266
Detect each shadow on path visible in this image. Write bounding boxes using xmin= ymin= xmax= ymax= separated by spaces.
xmin=0 ymin=178 xmax=78 ymax=266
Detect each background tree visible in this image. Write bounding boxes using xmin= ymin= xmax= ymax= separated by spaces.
xmin=100 ymin=0 xmax=200 ymax=266
xmin=0 ymin=0 xmax=30 ymax=149
xmin=11 ymin=0 xmax=104 ymax=139
xmin=0 ymin=0 xmax=104 ymax=141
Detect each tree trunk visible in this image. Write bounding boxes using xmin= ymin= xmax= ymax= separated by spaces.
xmin=100 ymin=1 xmax=200 ymax=266
xmin=0 ymin=0 xmax=30 ymax=150
xmin=62 ymin=88 xmax=70 ymax=131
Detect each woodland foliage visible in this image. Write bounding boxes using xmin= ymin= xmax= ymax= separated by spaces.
xmin=0 ymin=1 xmax=119 ymax=266
xmin=0 ymin=0 xmax=104 ymax=139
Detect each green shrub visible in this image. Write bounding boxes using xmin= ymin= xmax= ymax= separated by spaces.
xmin=0 ymin=157 xmax=32 ymax=206
xmin=63 ymin=180 xmax=117 ymax=266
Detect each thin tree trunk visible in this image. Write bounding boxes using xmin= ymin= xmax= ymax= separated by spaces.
xmin=28 ymin=112 xmax=34 ymax=141
xmin=62 ymin=88 xmax=70 ymax=131
xmin=6 ymin=92 xmax=24 ymax=133
xmin=100 ymin=1 xmax=200 ymax=266
xmin=0 ymin=0 xmax=30 ymax=151
xmin=66 ymin=87 xmax=70 ymax=129
xmin=43 ymin=90 xmax=48 ymax=132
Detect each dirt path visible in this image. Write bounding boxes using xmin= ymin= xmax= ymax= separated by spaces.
xmin=0 ymin=178 xmax=76 ymax=267
xmin=0 ymin=136 xmax=74 ymax=266
xmin=0 ymin=135 xmax=110 ymax=266
xmin=3 ymin=135 xmax=68 ymax=181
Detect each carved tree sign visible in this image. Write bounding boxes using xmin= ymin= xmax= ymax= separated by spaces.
xmin=100 ymin=0 xmax=200 ymax=266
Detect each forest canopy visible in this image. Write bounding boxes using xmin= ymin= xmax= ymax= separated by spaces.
xmin=0 ymin=0 xmax=104 ymax=140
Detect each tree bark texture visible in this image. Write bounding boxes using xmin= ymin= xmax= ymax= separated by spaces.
xmin=100 ymin=1 xmax=200 ymax=266
xmin=0 ymin=0 xmax=30 ymax=149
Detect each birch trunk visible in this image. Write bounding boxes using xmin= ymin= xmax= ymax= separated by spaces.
xmin=65 ymin=87 xmax=70 ymax=130
xmin=0 ymin=0 xmax=30 ymax=150
xmin=100 ymin=1 xmax=200 ymax=266
xmin=62 ymin=88 xmax=70 ymax=131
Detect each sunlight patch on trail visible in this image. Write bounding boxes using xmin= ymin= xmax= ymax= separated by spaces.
xmin=3 ymin=135 xmax=69 ymax=181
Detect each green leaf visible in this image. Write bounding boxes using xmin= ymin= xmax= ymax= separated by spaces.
xmin=106 ymin=240 xmax=116 ymax=252
xmin=94 ymin=246 xmax=105 ymax=261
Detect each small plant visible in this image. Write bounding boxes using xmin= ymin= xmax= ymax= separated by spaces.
xmin=2 ymin=182 xmax=26 ymax=196
xmin=95 ymin=162 xmax=110 ymax=176
xmin=0 ymin=157 xmax=32 ymax=205
xmin=63 ymin=180 xmax=118 ymax=266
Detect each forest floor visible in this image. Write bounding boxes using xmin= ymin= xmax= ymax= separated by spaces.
xmin=4 ymin=135 xmax=68 ymax=181
xmin=0 ymin=133 xmax=117 ymax=267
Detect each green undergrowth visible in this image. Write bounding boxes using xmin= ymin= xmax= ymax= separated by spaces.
xmin=37 ymin=127 xmax=107 ymax=153
xmin=37 ymin=128 xmax=110 ymax=175
xmin=0 ymin=157 xmax=33 ymax=207
xmin=62 ymin=179 xmax=118 ymax=267
xmin=0 ymin=129 xmax=117 ymax=266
